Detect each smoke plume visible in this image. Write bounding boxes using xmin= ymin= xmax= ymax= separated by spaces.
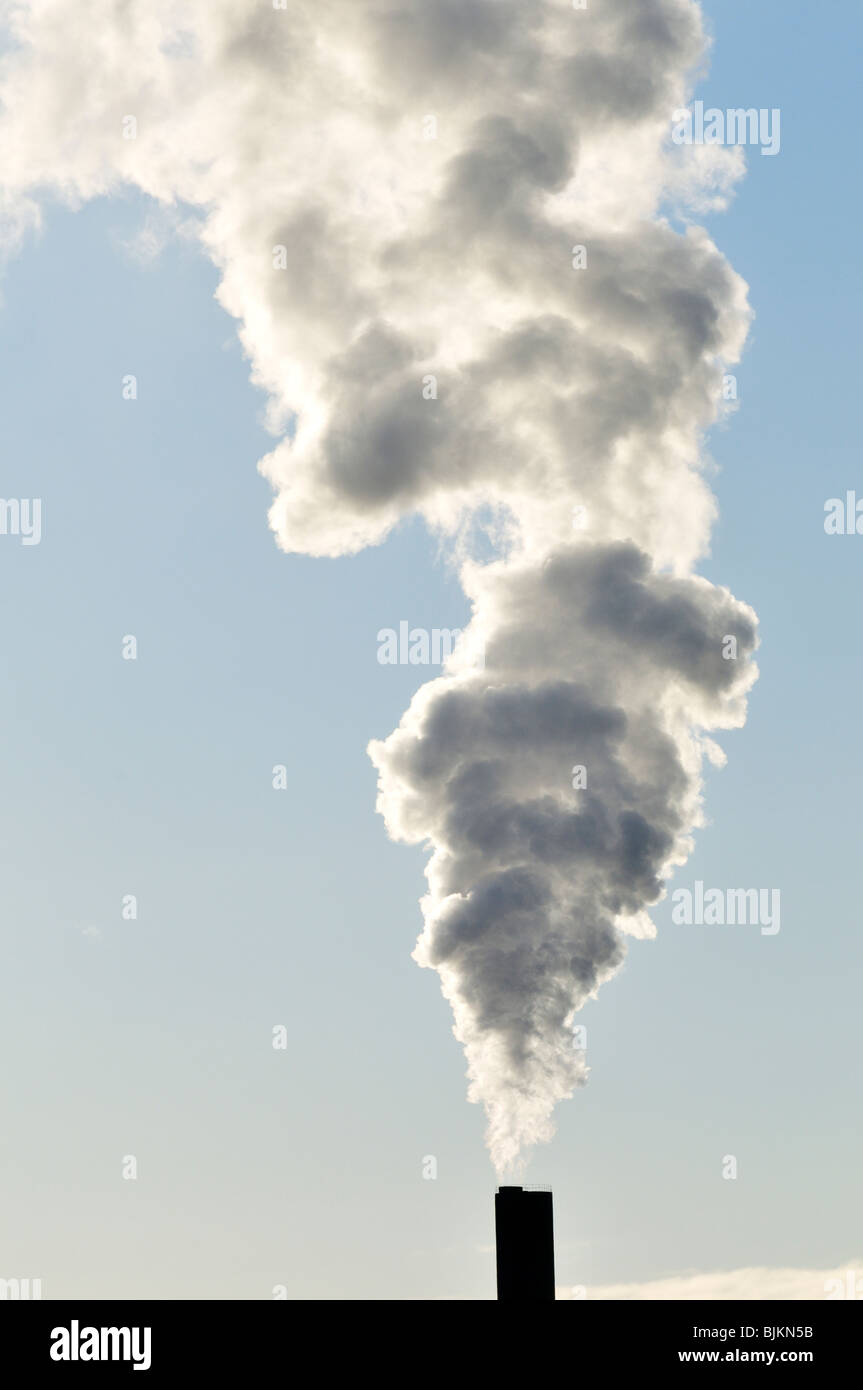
xmin=0 ymin=0 xmax=758 ymax=1171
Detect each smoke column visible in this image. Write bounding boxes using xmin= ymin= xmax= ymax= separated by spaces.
xmin=0 ymin=0 xmax=758 ymax=1173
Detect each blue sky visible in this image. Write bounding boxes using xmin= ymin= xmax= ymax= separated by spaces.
xmin=1 ymin=0 xmax=861 ymax=1299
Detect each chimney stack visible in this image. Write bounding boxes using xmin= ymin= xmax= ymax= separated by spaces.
xmin=494 ymin=1186 xmax=555 ymax=1301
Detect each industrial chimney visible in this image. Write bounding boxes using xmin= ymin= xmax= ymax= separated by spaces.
xmin=494 ymin=1186 xmax=555 ymax=1301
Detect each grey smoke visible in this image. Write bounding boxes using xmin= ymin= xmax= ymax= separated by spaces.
xmin=0 ymin=0 xmax=758 ymax=1170
xmin=369 ymin=542 xmax=756 ymax=1169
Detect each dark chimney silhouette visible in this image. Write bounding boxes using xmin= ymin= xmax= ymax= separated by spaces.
xmin=495 ymin=1186 xmax=555 ymax=1301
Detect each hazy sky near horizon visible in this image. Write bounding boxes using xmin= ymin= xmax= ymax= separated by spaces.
xmin=1 ymin=0 xmax=862 ymax=1300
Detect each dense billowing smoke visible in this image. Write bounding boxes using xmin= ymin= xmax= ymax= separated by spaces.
xmin=0 ymin=0 xmax=758 ymax=1171
xmin=370 ymin=545 xmax=756 ymax=1169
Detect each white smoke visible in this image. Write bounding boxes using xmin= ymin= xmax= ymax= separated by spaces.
xmin=0 ymin=0 xmax=758 ymax=1172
